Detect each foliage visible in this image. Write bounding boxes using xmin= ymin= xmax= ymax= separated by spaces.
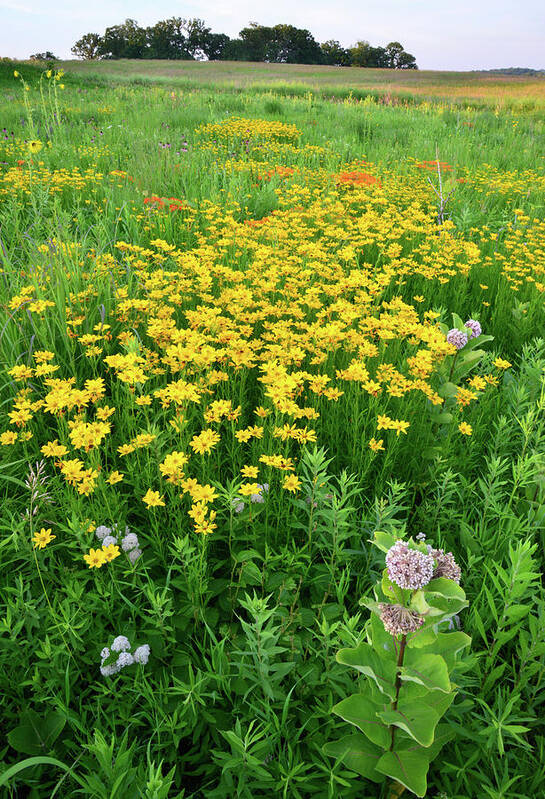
xmin=0 ymin=63 xmax=544 ymax=798
xmin=325 ymin=532 xmax=470 ymax=796
xmin=69 ymin=17 xmax=418 ymax=68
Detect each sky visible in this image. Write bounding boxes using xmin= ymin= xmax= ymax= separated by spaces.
xmin=1 ymin=0 xmax=544 ymax=71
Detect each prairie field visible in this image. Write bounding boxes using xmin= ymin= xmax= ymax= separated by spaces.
xmin=1 ymin=60 xmax=545 ymax=798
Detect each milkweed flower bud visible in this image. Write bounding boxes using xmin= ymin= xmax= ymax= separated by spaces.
xmin=446 ymin=328 xmax=468 ymax=350
xmin=111 ymin=635 xmax=131 ymax=652
xmin=133 ymin=644 xmax=150 ymax=664
xmin=95 ymin=525 xmax=111 ymax=540
xmin=464 ymin=319 xmax=481 ymax=339
xmin=379 ymin=603 xmax=425 ymax=636
xmin=429 ymin=547 xmax=462 ymax=583
xmin=121 ymin=532 xmax=139 ymax=551
xmin=386 ymin=540 xmax=434 ymax=590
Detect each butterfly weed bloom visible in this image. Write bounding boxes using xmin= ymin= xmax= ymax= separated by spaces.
xmin=385 ymin=540 xmax=434 ymax=590
xmin=446 ymin=328 xmax=468 ymax=350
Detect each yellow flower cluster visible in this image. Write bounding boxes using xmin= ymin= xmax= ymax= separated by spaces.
xmin=2 ymin=116 xmax=536 ymax=554
xmin=196 ymin=116 xmax=301 ymax=145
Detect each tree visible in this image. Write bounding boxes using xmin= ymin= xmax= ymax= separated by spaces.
xmin=349 ymin=40 xmax=387 ymax=67
xmin=320 ymin=40 xmax=351 ymax=66
xmin=383 ymin=41 xmax=418 ymax=69
xmin=201 ymin=33 xmax=231 ymax=61
xmin=145 ymin=18 xmax=189 ymax=59
xmin=395 ymin=50 xmax=418 ymax=69
xmin=29 ymin=51 xmax=58 ymax=61
xmin=239 ymin=23 xmax=274 ymax=61
xmin=71 ymin=33 xmax=102 ymax=60
xmin=183 ymin=18 xmax=212 ymax=60
xmin=98 ymin=19 xmax=147 ymax=59
xmin=268 ymin=24 xmax=322 ymax=64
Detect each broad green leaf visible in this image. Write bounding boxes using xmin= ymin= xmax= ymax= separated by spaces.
xmin=7 ymin=711 xmax=66 ymax=756
xmin=333 ymin=694 xmax=390 ymax=748
xmin=323 ymin=733 xmax=383 ymax=782
xmin=376 ymin=748 xmax=430 ymax=797
xmin=378 ymin=702 xmax=439 ymax=747
xmin=430 ymin=412 xmax=453 ymax=425
xmin=337 ymin=642 xmax=397 ymax=699
xmin=369 ymin=610 xmax=396 ymax=657
xmin=421 ymin=722 xmax=455 ymax=760
xmin=438 ymin=382 xmax=459 ymax=399
xmin=372 ymin=531 xmax=397 ymax=553
xmin=420 ymin=689 xmax=456 ymax=721
xmin=424 ymin=578 xmax=466 ymax=602
xmin=401 ymin=651 xmax=450 ymax=693
xmin=426 ymin=632 xmax=471 ymax=669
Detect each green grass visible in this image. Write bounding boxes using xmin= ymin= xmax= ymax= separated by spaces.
xmin=0 ymin=60 xmax=545 ymax=798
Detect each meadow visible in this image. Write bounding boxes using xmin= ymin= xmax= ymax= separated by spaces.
xmin=0 ymin=59 xmax=545 ymax=797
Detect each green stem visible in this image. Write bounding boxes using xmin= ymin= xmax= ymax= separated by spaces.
xmin=389 ymin=634 xmax=407 ymax=751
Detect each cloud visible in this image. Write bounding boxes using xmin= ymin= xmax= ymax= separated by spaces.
xmin=0 ymin=0 xmax=33 ymax=11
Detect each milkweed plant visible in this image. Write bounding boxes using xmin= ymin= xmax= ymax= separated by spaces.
xmin=325 ymin=531 xmax=470 ymax=797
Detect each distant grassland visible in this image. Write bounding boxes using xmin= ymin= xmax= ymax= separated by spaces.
xmin=58 ymin=58 xmax=545 ymax=109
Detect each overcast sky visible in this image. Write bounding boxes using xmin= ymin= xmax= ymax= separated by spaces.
xmin=1 ymin=0 xmax=544 ymax=70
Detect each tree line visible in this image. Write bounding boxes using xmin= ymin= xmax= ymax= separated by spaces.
xmin=71 ymin=19 xmax=418 ymax=69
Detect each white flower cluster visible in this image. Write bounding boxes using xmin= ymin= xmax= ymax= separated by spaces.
xmin=232 ymin=483 xmax=269 ymax=514
xmin=99 ymin=635 xmax=150 ymax=677
xmin=95 ymin=523 xmax=142 ymax=564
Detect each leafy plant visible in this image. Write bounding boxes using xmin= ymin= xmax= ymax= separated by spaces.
xmin=325 ymin=531 xmax=471 ymax=796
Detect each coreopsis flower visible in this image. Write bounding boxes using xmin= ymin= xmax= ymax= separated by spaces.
xmin=239 ymin=482 xmax=261 ymax=497
xmin=241 ymin=465 xmax=259 ymax=479
xmin=369 ymin=437 xmax=385 ymax=452
xmin=379 ymin=603 xmax=425 ymax=636
xmin=385 ymin=540 xmax=434 ymax=590
xmin=142 ymin=489 xmax=165 ymax=507
xmin=458 ymin=422 xmax=472 ymax=435
xmin=493 ymin=357 xmax=512 ymax=369
xmin=32 ymin=527 xmax=55 ymax=549
xmin=84 ymin=548 xmax=106 ymax=568
xmin=446 ymin=328 xmax=468 ymax=350
xmin=464 ymin=319 xmax=482 ymax=338
xmin=429 ymin=548 xmax=462 ymax=583
xmin=27 ymin=140 xmax=42 ymax=154
xmin=283 ymin=474 xmax=301 ymax=493
xmin=102 ymin=543 xmax=120 ymax=562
